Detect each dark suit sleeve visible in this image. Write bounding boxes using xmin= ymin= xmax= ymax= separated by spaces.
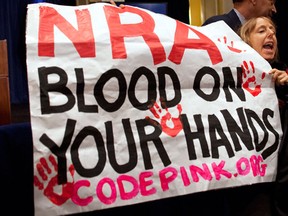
xmin=202 ymin=10 xmax=241 ymax=32
xmin=202 ymin=14 xmax=225 ymax=26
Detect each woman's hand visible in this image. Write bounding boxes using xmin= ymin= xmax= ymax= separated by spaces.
xmin=110 ymin=0 xmax=116 ymax=6
xmin=269 ymin=68 xmax=288 ymax=85
xmin=109 ymin=0 xmax=125 ymax=8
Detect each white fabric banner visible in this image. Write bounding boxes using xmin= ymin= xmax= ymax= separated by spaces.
xmin=26 ymin=3 xmax=282 ymax=216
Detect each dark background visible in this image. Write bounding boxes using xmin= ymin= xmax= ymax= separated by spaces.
xmin=273 ymin=0 xmax=288 ymax=66
xmin=124 ymin=0 xmax=189 ymax=24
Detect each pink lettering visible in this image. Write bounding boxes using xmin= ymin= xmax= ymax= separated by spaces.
xmin=96 ymin=178 xmax=117 ymax=205
xmin=139 ymin=171 xmax=156 ymax=196
xmin=189 ymin=164 xmax=212 ymax=182
xmin=236 ymin=157 xmax=250 ymax=176
xmin=159 ymin=167 xmax=178 ymax=191
xmin=72 ymin=180 xmax=93 ymax=206
xmin=180 ymin=166 xmax=190 ymax=186
xmin=211 ymin=160 xmax=232 ymax=180
xmin=117 ymin=175 xmax=139 ymax=200
xmin=250 ymin=155 xmax=267 ymax=177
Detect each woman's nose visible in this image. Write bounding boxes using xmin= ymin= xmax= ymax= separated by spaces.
xmin=268 ymin=29 xmax=275 ymax=36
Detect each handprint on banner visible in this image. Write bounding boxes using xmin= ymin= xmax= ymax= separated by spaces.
xmin=145 ymin=100 xmax=183 ymax=137
xmin=34 ymin=155 xmax=75 ymax=206
xmin=241 ymin=60 xmax=266 ymax=97
xmin=218 ymin=36 xmax=244 ymax=53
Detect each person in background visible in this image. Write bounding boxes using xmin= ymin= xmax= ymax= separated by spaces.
xmin=239 ymin=16 xmax=288 ymax=216
xmin=239 ymin=16 xmax=287 ymax=85
xmin=202 ymin=0 xmax=277 ymax=32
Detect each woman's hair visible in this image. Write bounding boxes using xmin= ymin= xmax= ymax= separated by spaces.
xmin=238 ymin=16 xmax=278 ymax=62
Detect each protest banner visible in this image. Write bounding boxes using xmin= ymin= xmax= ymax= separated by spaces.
xmin=25 ymin=2 xmax=282 ymax=216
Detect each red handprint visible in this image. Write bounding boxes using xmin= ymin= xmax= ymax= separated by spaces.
xmin=241 ymin=60 xmax=266 ymax=97
xmin=34 ymin=155 xmax=75 ymax=206
xmin=145 ymin=100 xmax=183 ymax=137
xmin=218 ymin=36 xmax=244 ymax=53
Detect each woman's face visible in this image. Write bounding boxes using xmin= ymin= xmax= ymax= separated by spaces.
xmin=249 ymin=17 xmax=277 ymax=62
